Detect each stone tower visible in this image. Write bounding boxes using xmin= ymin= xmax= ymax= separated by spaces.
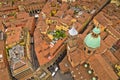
xmin=67 ymin=25 xmax=80 ymax=67
xmin=67 ymin=26 xmax=78 ymax=53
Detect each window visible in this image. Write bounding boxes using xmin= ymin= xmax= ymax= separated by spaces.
xmin=71 ymin=59 xmax=72 ymax=62
xmin=31 ymin=77 xmax=35 ymax=80
xmin=88 ymin=50 xmax=91 ymax=54
xmin=84 ymin=47 xmax=86 ymax=51
xmin=92 ymin=33 xmax=98 ymax=37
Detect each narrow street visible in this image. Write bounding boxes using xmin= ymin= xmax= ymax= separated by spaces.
xmin=30 ymin=36 xmax=39 ymax=70
xmin=30 ymin=16 xmax=40 ymax=70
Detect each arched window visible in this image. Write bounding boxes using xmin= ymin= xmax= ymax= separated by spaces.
xmin=88 ymin=50 xmax=91 ymax=54
xmin=84 ymin=47 xmax=86 ymax=51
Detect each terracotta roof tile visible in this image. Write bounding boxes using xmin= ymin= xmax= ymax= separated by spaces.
xmin=102 ymin=49 xmax=119 ymax=65
xmin=104 ymin=35 xmax=117 ymax=48
xmin=34 ymin=28 xmax=66 ymax=65
xmin=70 ymin=64 xmax=95 ymax=80
xmin=0 ymin=68 xmax=11 ymax=80
xmin=88 ymin=54 xmax=118 ymax=80
xmin=107 ymin=26 xmax=120 ymax=39
xmin=6 ymin=27 xmax=22 ymax=45
xmin=59 ymin=56 xmax=70 ymax=73
xmin=94 ymin=12 xmax=112 ymax=27
xmin=0 ymin=41 xmax=10 ymax=80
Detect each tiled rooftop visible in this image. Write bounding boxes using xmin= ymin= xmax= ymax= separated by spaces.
xmin=0 ymin=0 xmax=120 ymax=80
xmin=0 ymin=40 xmax=10 ymax=80
xmin=88 ymin=54 xmax=118 ymax=80
xmin=6 ymin=27 xmax=22 ymax=45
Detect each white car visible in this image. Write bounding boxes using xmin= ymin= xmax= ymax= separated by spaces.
xmin=55 ymin=67 xmax=58 ymax=72
xmin=52 ymin=72 xmax=56 ymax=76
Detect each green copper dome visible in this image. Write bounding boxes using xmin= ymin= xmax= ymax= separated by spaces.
xmin=84 ymin=27 xmax=101 ymax=49
xmin=92 ymin=27 xmax=100 ymax=34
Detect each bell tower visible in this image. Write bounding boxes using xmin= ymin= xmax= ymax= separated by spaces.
xmin=67 ymin=24 xmax=80 ymax=67
xmin=67 ymin=25 xmax=78 ymax=53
